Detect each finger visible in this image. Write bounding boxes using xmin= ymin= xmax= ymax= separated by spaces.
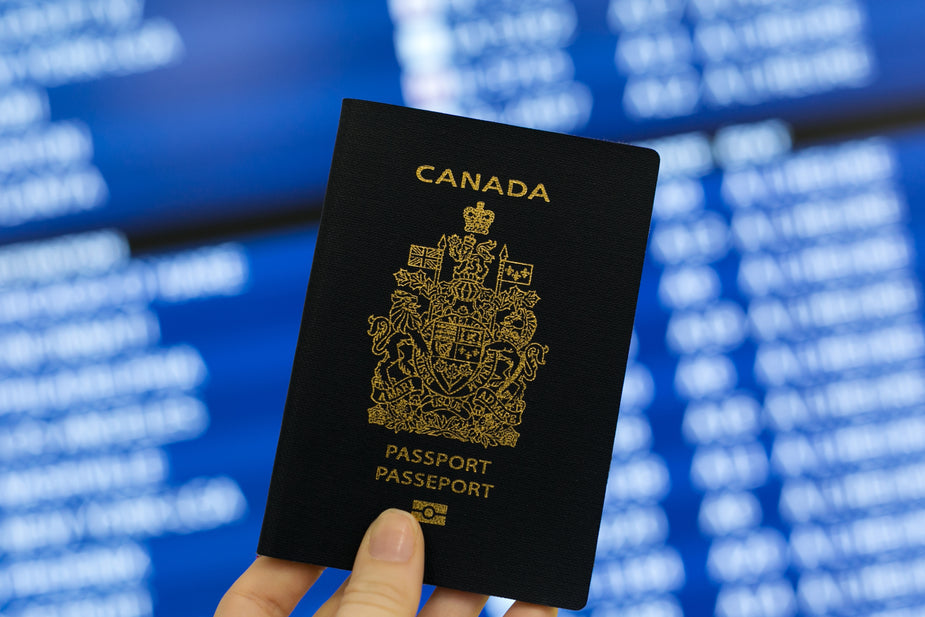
xmin=311 ymin=575 xmax=348 ymax=617
xmin=215 ymin=556 xmax=324 ymax=617
xmin=418 ymin=587 xmax=488 ymax=617
xmin=335 ymin=508 xmax=425 ymax=617
xmin=505 ymin=601 xmax=557 ymax=617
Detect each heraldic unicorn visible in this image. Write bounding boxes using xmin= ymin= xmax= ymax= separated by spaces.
xmin=367 ymin=201 xmax=548 ymax=448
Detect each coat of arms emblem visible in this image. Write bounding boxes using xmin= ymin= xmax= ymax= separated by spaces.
xmin=367 ymin=201 xmax=548 ymax=447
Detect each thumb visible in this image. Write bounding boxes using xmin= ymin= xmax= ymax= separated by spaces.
xmin=337 ymin=509 xmax=425 ymax=617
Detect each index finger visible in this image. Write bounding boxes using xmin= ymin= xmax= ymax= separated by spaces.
xmin=215 ymin=555 xmax=325 ymax=617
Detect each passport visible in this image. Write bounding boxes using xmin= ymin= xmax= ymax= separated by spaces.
xmin=258 ymin=99 xmax=659 ymax=609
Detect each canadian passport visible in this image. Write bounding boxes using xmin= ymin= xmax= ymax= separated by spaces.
xmin=258 ymin=99 xmax=659 ymax=609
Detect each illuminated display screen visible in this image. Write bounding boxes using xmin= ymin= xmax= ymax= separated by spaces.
xmin=0 ymin=1 xmax=924 ymax=616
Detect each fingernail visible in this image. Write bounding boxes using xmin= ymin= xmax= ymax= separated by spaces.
xmin=368 ymin=509 xmax=416 ymax=562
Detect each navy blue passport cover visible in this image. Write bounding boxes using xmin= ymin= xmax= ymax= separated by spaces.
xmin=258 ymin=99 xmax=658 ymax=609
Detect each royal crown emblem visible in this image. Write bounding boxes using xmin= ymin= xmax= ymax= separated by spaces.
xmin=367 ymin=201 xmax=548 ymax=447
xmin=463 ymin=201 xmax=494 ymax=234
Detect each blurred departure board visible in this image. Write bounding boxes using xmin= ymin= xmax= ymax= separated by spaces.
xmin=0 ymin=1 xmax=922 ymax=616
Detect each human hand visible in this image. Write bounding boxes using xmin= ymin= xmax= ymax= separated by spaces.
xmin=215 ymin=508 xmax=557 ymax=617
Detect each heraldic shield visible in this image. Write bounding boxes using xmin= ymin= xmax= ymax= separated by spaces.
xmin=367 ymin=201 xmax=548 ymax=447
